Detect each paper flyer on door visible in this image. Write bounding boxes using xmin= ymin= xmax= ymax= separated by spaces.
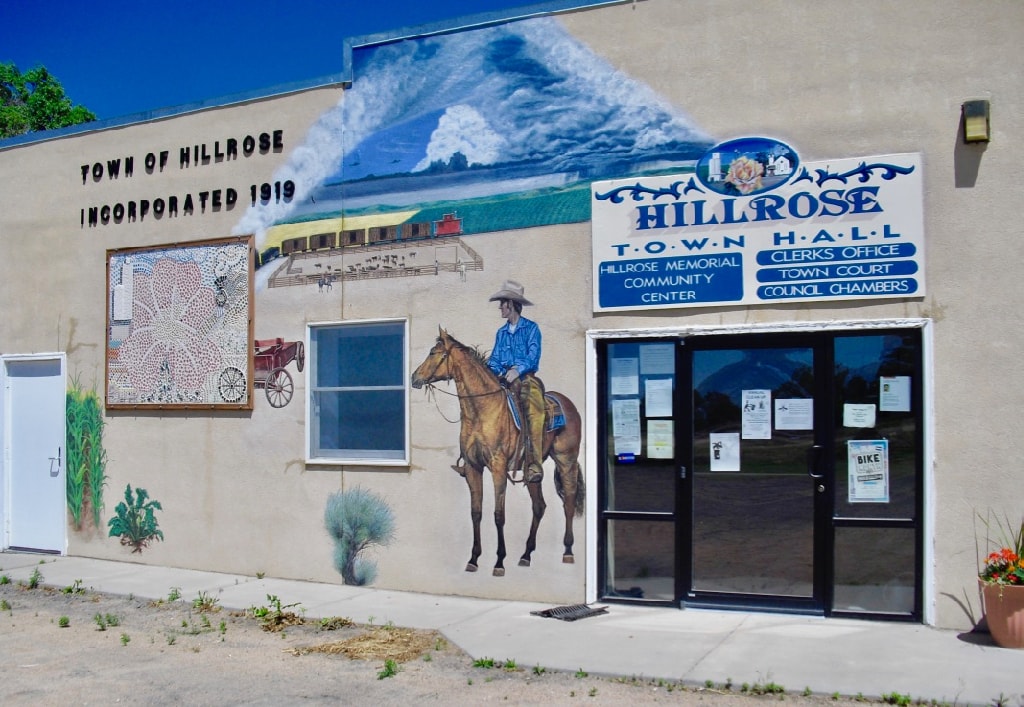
xmin=848 ymin=439 xmax=890 ymax=503
xmin=741 ymin=389 xmax=771 ymax=439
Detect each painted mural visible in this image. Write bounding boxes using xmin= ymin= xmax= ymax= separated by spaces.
xmin=223 ymin=13 xmax=715 ymax=583
xmin=324 ymin=488 xmax=395 ymax=586
xmin=411 ymin=328 xmax=584 ymax=576
xmin=66 ymin=379 xmax=107 ymax=531
xmin=234 ymin=16 xmax=712 ymax=290
xmin=106 ymin=236 xmax=254 ymax=409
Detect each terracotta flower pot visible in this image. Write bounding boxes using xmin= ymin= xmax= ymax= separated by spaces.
xmin=980 ymin=580 xmax=1024 ymax=649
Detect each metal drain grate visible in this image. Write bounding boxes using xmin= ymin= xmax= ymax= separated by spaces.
xmin=530 ymin=603 xmax=608 ymax=621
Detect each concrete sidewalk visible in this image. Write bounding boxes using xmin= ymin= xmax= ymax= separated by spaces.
xmin=1 ymin=552 xmax=1020 ymax=705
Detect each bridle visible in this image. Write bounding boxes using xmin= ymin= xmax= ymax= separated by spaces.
xmin=418 ymin=341 xmax=508 ymax=422
xmin=417 ymin=338 xmax=531 ymax=485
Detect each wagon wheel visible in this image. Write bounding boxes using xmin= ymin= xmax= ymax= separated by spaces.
xmin=264 ymin=367 xmax=294 ymax=408
xmin=218 ymin=366 xmax=246 ymax=402
xmin=294 ymin=341 xmax=305 ymax=372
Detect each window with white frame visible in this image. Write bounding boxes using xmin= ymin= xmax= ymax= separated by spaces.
xmin=307 ymin=319 xmax=408 ymax=464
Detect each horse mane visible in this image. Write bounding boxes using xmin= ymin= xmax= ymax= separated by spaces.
xmin=444 ymin=333 xmax=496 ymax=379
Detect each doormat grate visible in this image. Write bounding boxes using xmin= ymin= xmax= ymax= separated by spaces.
xmin=530 ymin=603 xmax=608 ymax=621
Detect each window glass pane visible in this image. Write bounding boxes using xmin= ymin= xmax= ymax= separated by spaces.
xmin=604 ymin=519 xmax=674 ymax=601
xmin=603 ymin=342 xmax=676 ymax=513
xmin=692 ymin=474 xmax=813 ymax=596
xmin=314 ymin=322 xmax=404 ymax=388
xmin=314 ymin=390 xmax=405 ymax=457
xmin=606 ymin=465 xmax=675 ymax=513
xmin=692 ymin=346 xmax=815 ymax=599
xmin=833 ymin=527 xmax=916 ymax=615
xmin=309 ymin=320 xmax=407 ymax=462
xmin=833 ymin=333 xmax=918 ymax=519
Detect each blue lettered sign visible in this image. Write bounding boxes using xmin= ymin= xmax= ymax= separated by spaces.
xmin=591 ymin=148 xmax=925 ymax=312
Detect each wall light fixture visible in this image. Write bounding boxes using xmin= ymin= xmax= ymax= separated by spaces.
xmin=962 ymin=99 xmax=991 ymax=143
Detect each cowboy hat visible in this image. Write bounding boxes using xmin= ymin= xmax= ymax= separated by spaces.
xmin=488 ymin=279 xmax=533 ymax=305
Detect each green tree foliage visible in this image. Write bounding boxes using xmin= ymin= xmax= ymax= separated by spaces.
xmin=1 ymin=63 xmax=96 ymax=138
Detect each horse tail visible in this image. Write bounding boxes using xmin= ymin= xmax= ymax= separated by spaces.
xmin=572 ymin=462 xmax=585 ymax=517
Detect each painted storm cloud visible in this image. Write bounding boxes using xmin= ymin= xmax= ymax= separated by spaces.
xmin=236 ymin=16 xmax=713 ymax=239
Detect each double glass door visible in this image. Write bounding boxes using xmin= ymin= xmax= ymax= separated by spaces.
xmin=597 ymin=329 xmax=922 ymax=620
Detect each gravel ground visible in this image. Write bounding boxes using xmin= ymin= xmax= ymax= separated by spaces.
xmin=1 ymin=579 xmax=877 ymax=706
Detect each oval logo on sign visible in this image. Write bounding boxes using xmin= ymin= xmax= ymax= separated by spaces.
xmin=696 ymin=137 xmax=799 ymax=197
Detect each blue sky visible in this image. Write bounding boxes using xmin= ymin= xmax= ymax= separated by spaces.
xmin=0 ymin=0 xmax=557 ymax=120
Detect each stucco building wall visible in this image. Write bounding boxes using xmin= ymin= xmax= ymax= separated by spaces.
xmin=1 ymin=0 xmax=1020 ymax=627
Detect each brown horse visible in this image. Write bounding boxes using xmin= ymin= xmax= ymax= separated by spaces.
xmin=411 ymin=328 xmax=584 ymax=576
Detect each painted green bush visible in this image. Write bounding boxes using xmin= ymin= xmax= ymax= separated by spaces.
xmin=108 ymin=485 xmax=163 ymax=553
xmin=66 ymin=379 xmax=107 ymax=530
xmin=324 ymin=488 xmax=395 ymax=586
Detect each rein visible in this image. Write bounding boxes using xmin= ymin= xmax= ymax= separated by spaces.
xmin=418 ymin=338 xmax=529 ymax=485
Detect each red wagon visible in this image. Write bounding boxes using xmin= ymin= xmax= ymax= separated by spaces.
xmin=216 ymin=338 xmax=305 ymax=407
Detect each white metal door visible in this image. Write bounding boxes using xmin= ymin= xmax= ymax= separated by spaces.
xmin=4 ymin=357 xmax=66 ymax=553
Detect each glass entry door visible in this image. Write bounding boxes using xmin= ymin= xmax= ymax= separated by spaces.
xmin=688 ymin=341 xmax=825 ymax=611
xmin=597 ymin=329 xmax=923 ymax=619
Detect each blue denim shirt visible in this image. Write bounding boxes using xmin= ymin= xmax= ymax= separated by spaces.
xmin=487 ymin=316 xmax=542 ymax=377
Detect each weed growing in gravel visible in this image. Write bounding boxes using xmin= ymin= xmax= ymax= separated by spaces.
xmin=26 ymin=568 xmax=43 ymax=589
xmin=882 ymin=693 xmax=911 ymax=706
xmin=192 ymin=590 xmax=219 ymax=613
xmin=61 ymin=579 xmax=85 ymax=594
xmin=167 ymin=587 xmax=182 ymax=602
xmin=58 ymin=616 xmax=70 ymax=628
xmin=319 ymin=616 xmax=353 ymax=631
xmin=1 ymin=599 xmax=11 ymax=612
xmin=120 ymin=633 xmax=131 ymax=646
xmin=249 ymin=594 xmax=304 ymax=632
xmin=377 ymin=658 xmax=399 ymax=680
xmin=94 ymin=613 xmax=120 ymax=630
xmin=0 ymin=574 xmax=10 ymax=585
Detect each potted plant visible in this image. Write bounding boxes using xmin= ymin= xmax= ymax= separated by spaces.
xmin=977 ymin=514 xmax=1024 ymax=649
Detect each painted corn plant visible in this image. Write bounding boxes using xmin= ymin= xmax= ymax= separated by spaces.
xmin=108 ymin=484 xmax=164 ymax=553
xmin=66 ymin=378 xmax=108 ymax=530
xmin=324 ymin=488 xmax=395 ymax=586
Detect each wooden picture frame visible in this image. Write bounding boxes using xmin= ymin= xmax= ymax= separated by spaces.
xmin=105 ymin=235 xmax=255 ymax=410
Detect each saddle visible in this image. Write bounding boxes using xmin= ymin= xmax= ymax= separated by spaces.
xmin=452 ymin=393 xmax=566 ymax=479
xmin=505 ymin=391 xmax=566 ymax=432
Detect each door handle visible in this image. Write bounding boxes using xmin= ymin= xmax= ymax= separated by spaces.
xmin=806 ymin=444 xmax=824 ymax=480
xmin=49 ymin=446 xmax=62 ymax=477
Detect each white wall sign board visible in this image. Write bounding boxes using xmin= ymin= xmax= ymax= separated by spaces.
xmin=592 ymin=153 xmax=924 ymax=312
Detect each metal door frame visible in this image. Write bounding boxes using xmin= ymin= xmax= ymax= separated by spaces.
xmin=585 ymin=319 xmax=934 ymax=623
xmin=681 ymin=332 xmax=831 ymax=614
